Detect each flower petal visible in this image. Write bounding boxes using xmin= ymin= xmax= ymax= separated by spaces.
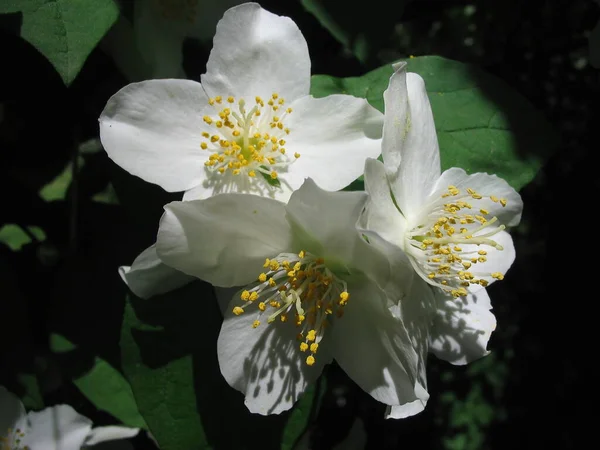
xmin=283 ymin=95 xmax=383 ymax=192
xmin=431 ymin=167 xmax=523 ymax=227
xmin=383 ymin=64 xmax=441 ymax=219
xmin=429 ymin=288 xmax=496 ymax=365
xmin=157 ymin=194 xmax=292 ymax=287
xmin=464 ymin=230 xmax=516 ymax=289
xmin=201 ymin=3 xmax=310 ymax=102
xmin=362 ymin=158 xmax=407 ymax=249
xmin=0 ymin=386 xmax=26 ymax=434
xmin=119 ymin=245 xmax=196 ymax=299
xmin=217 ymin=294 xmax=332 ymax=415
xmin=384 ymin=381 xmax=429 ymax=419
xmin=23 ymin=405 xmax=92 ymax=450
xmin=331 ymin=280 xmax=420 ymax=407
xmin=83 ymin=425 xmax=140 ymax=446
xmin=99 ymin=79 xmax=211 ymax=193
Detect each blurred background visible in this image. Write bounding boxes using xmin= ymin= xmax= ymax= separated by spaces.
xmin=1 ymin=0 xmax=598 ymax=449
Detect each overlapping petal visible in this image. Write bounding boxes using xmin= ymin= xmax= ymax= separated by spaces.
xmin=157 ymin=194 xmax=292 ymax=286
xmin=218 ymin=292 xmax=332 ymax=415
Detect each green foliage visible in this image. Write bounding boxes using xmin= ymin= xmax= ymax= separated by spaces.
xmin=0 ymin=224 xmax=46 ymax=251
xmin=0 ymin=0 xmax=119 ymax=85
xmin=121 ymin=284 xmax=321 ymax=450
xmin=311 ymin=55 xmax=558 ymax=191
xmin=50 ymin=334 xmax=147 ymax=430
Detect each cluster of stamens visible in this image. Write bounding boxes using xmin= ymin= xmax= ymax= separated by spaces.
xmin=232 ymin=250 xmax=349 ymax=366
xmin=408 ymin=185 xmax=508 ymax=297
xmin=200 ymin=93 xmax=299 ymax=191
xmin=1 ymin=428 xmax=28 ymax=450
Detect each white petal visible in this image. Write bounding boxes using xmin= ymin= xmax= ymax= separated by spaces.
xmin=463 ymin=230 xmax=516 ymax=289
xmin=432 ymin=167 xmax=523 ymax=227
xmin=217 ymin=295 xmax=332 ymax=415
xmin=384 ymin=381 xmax=429 ymax=419
xmin=23 ymin=405 xmax=92 ymax=450
xmin=99 ymin=79 xmax=211 ymax=193
xmin=83 ymin=425 xmax=140 ymax=446
xmin=201 ymin=3 xmax=310 ymax=102
xmin=429 ymin=288 xmax=496 ymax=365
xmin=133 ymin=0 xmax=186 ymax=79
xmin=283 ymin=95 xmax=383 ymax=192
xmin=0 ymin=386 xmax=27 ymax=434
xmin=157 ymin=195 xmax=292 ymax=286
xmin=285 ymin=179 xmax=368 ymax=257
xmin=331 ymin=281 xmax=420 ymax=407
xmin=381 ymin=62 xmax=409 ymax=173
xmin=119 ymin=245 xmax=195 ymax=299
xmin=383 ymin=65 xmax=441 ymax=218
xmin=362 ymin=158 xmax=407 ymax=249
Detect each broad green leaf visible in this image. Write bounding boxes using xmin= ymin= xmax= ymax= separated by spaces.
xmin=311 ymin=56 xmax=558 ymax=191
xmin=50 ymin=334 xmax=147 ymax=429
xmin=301 ymin=0 xmax=410 ymax=64
xmin=16 ymin=373 xmax=44 ymax=410
xmin=0 ymin=0 xmax=119 ymax=85
xmin=0 ymin=224 xmax=46 ymax=251
xmin=38 ymin=157 xmax=82 ymax=202
xmin=121 ymin=282 xmax=321 ymax=450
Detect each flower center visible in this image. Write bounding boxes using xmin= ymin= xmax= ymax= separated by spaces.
xmin=1 ymin=428 xmax=29 ymax=450
xmin=231 ymin=250 xmax=349 ymax=366
xmin=156 ymin=0 xmax=198 ymax=23
xmin=200 ymin=94 xmax=299 ymax=193
xmin=407 ymin=185 xmax=508 ymax=297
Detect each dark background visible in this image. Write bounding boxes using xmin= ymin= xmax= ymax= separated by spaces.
xmin=1 ymin=0 xmax=598 ymax=449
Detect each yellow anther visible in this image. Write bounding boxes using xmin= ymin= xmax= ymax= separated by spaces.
xmin=478 ymin=250 xmax=487 ymax=255
xmin=297 ymin=314 xmax=305 ymax=324
xmin=202 ymin=131 xmax=210 ymax=138
xmin=215 ymin=96 xmax=222 ymax=103
xmin=500 ymin=198 xmax=507 ymax=207
xmin=200 ymin=142 xmax=208 ymax=149
xmin=280 ymin=314 xmax=287 ymax=322
xmin=478 ymin=256 xmax=487 ymax=263
xmin=258 ymin=273 xmax=267 ymax=282
xmin=268 ymin=278 xmax=276 ymax=287
xmin=258 ymin=302 xmax=266 ymax=311
xmin=249 ymin=291 xmax=259 ymax=302
xmin=208 ymin=98 xmax=215 ymax=105
xmin=232 ymin=306 xmax=244 ymax=315
xmin=480 ymin=209 xmax=489 ymax=215
xmin=306 ymin=329 xmax=316 ymax=342
xmin=272 ymin=93 xmax=279 ymax=99
xmin=252 ymin=320 xmax=260 ymax=328
xmin=298 ymin=250 xmax=305 ymax=258
xmin=233 ymin=169 xmax=240 ymax=175
xmin=306 ymin=355 xmax=315 ymax=366
xmin=227 ymin=96 xmax=234 ymax=103
xmin=210 ymin=135 xmax=219 ymax=143
xmin=203 ymin=116 xmax=213 ymax=124
xmin=286 ymin=108 xmax=293 ymax=113
xmin=294 ymin=152 xmax=301 ymax=159
xmin=240 ymin=290 xmax=250 ymax=301
xmin=270 ymin=171 xmax=278 ymax=179
xmin=310 ymin=343 xmax=319 ymax=353
xmin=491 ymin=272 xmax=505 ymax=280
xmin=248 ymin=170 xmax=256 ymax=177
xmin=300 ymin=342 xmax=308 ymax=352
xmin=263 ymin=258 xmax=270 ymax=268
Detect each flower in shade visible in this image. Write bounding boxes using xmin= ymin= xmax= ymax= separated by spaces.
xmin=361 ymin=62 xmax=523 ymax=418
xmin=0 ymin=386 xmax=139 ymax=449
xmin=155 ymin=178 xmax=428 ymax=415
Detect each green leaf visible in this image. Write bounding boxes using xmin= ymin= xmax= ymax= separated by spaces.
xmin=301 ymin=0 xmax=410 ymax=64
xmin=0 ymin=224 xmax=46 ymax=251
xmin=16 ymin=373 xmax=44 ymax=410
xmin=50 ymin=334 xmax=147 ymax=429
xmin=311 ymin=56 xmax=558 ymax=191
xmin=0 ymin=0 xmax=119 ymax=85
xmin=121 ymin=282 xmax=321 ymax=450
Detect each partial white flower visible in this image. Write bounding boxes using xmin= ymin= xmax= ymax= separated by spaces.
xmin=99 ymin=2 xmax=382 ymax=203
xmin=361 ymin=62 xmax=523 ymax=378
xmin=156 ymin=179 xmax=428 ymax=415
xmin=101 ymin=0 xmax=243 ymax=81
xmin=106 ymin=2 xmax=383 ymax=300
xmin=0 ymin=386 xmax=139 ymax=449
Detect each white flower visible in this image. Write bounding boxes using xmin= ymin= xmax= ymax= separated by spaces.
xmin=0 ymin=386 xmax=139 ymax=449
xmin=155 ymin=179 xmax=427 ymax=415
xmin=361 ymin=63 xmax=523 ymax=417
xmin=99 ymin=2 xmax=383 ymax=202
xmin=105 ymin=2 xmax=383 ymax=300
xmin=101 ymin=0 xmax=243 ymax=81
